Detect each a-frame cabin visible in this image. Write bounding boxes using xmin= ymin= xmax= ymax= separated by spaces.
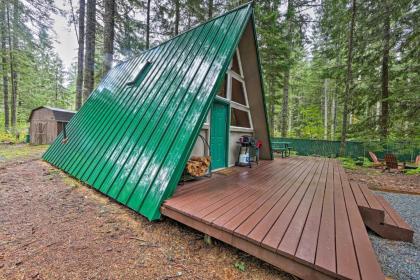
xmin=43 ymin=3 xmax=392 ymax=279
xmin=43 ymin=2 xmax=271 ymax=221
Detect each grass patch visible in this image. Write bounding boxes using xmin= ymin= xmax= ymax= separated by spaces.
xmin=62 ymin=176 xmax=79 ymax=189
xmin=339 ymin=156 xmax=373 ymax=170
xmin=339 ymin=157 xmax=357 ymax=170
xmin=0 ymin=144 xmax=48 ymax=161
xmin=405 ymin=168 xmax=420 ymax=175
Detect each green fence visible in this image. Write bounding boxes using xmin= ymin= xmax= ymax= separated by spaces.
xmin=271 ymin=138 xmax=420 ymax=162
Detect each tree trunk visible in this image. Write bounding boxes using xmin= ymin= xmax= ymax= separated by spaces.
xmin=6 ymin=2 xmax=17 ymax=131
xmin=330 ymin=81 xmax=337 ymax=140
xmin=281 ymin=69 xmax=289 ymax=137
xmin=208 ymin=0 xmax=213 ymax=19
xmin=376 ymin=101 xmax=381 ymax=131
xmin=1 ymin=1 xmax=9 ymax=130
xmin=380 ymin=1 xmax=390 ymax=140
xmin=268 ymin=76 xmax=275 ymax=135
xmin=323 ymin=79 xmax=328 ymax=140
xmin=75 ymin=0 xmax=85 ymax=110
xmin=146 ymin=0 xmax=151 ymax=49
xmin=68 ymin=0 xmax=79 ymax=40
xmin=281 ymin=0 xmax=293 ymax=138
xmin=340 ymin=0 xmax=356 ymax=156
xmin=174 ymin=0 xmax=180 ymax=36
xmin=82 ymin=0 xmax=96 ymax=102
xmin=102 ymin=0 xmax=115 ymax=76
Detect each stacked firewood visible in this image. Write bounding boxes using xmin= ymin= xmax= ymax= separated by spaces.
xmin=185 ymin=156 xmax=211 ymax=177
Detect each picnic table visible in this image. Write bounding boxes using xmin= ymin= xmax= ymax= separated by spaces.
xmin=273 ymin=141 xmax=293 ymax=158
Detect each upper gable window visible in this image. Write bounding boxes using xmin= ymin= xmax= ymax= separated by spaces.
xmin=231 ymin=52 xmax=241 ymax=75
xmin=217 ymin=75 xmax=227 ymax=98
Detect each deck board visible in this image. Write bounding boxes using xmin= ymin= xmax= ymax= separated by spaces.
xmin=294 ymin=157 xmax=328 ymax=265
xmin=315 ymin=160 xmax=336 ymax=273
xmin=161 ymin=157 xmax=385 ymax=280
xmin=239 ymin=159 xmax=317 ymax=242
xmin=334 ymin=162 xmax=360 ymax=280
xmin=216 ymin=159 xmax=306 ymax=231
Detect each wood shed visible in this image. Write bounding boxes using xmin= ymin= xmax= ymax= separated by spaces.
xmin=29 ymin=106 xmax=76 ymax=145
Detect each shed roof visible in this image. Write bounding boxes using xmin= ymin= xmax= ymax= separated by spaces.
xmin=43 ymin=3 xmax=265 ymax=220
xmin=29 ymin=106 xmax=76 ymax=122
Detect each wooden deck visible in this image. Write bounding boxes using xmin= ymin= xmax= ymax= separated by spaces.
xmin=162 ymin=157 xmax=386 ymax=280
xmin=350 ymin=181 xmax=414 ymax=242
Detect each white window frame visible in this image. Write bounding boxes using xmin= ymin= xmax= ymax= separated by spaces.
xmin=229 ymin=49 xmax=244 ymax=78
xmin=228 ymin=49 xmax=253 ymax=130
xmin=206 ymin=48 xmax=254 ymax=132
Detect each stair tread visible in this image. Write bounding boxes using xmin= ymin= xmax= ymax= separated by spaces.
xmin=375 ymin=194 xmax=413 ymax=232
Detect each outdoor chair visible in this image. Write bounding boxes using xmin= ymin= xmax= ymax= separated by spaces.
xmin=405 ymin=155 xmax=420 ymax=170
xmin=368 ymin=151 xmax=383 ymax=168
xmin=383 ymin=154 xmax=404 ymax=172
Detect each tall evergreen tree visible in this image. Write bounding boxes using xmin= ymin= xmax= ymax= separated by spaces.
xmin=75 ymin=0 xmax=85 ymax=110
xmin=102 ymin=0 xmax=115 ymax=75
xmin=340 ymin=0 xmax=356 ymax=155
xmin=1 ymin=0 xmax=9 ymax=130
xmin=82 ymin=0 xmax=96 ymax=101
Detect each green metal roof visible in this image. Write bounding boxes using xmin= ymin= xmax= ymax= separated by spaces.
xmin=43 ymin=3 xmax=256 ymax=221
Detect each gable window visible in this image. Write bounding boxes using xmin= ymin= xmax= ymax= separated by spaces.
xmin=231 ymin=107 xmax=251 ymax=128
xmin=211 ymin=47 xmax=253 ymax=130
xmin=231 ymin=52 xmax=241 ymax=75
xmin=217 ymin=75 xmax=227 ymax=98
xmin=231 ymin=78 xmax=247 ymax=106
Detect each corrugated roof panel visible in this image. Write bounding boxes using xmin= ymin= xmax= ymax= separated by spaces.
xmin=43 ymin=4 xmax=253 ymax=220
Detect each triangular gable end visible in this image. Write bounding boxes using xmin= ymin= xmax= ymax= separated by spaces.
xmin=43 ymin=3 xmax=270 ymax=221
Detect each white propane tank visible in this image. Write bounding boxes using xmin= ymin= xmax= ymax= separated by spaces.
xmin=239 ymin=153 xmax=250 ymax=164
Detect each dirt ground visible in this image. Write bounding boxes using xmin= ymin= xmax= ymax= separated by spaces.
xmin=0 ymin=158 xmax=291 ymax=280
xmin=346 ymin=167 xmax=420 ymax=195
xmin=1 ymin=146 xmax=418 ymax=280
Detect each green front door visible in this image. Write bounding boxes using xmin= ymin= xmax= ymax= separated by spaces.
xmin=210 ymin=101 xmax=228 ymax=170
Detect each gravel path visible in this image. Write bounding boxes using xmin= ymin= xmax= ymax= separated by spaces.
xmin=369 ymin=191 xmax=420 ymax=280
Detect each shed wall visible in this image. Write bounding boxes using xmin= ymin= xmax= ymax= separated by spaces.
xmin=29 ymin=108 xmax=58 ymax=144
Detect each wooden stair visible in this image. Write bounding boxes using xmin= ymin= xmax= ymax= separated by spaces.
xmin=350 ymin=181 xmax=414 ymax=242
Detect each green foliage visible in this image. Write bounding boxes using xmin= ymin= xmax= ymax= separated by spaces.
xmin=1 ymin=0 xmax=419 ymax=147
xmin=339 ymin=156 xmax=374 ymax=169
xmin=0 ymin=120 xmax=27 ymax=143
xmin=363 ymin=157 xmax=373 ymax=167
xmin=338 ymin=157 xmax=357 ymax=170
xmin=405 ymin=168 xmax=420 ymax=175
xmin=234 ymin=261 xmax=246 ymax=272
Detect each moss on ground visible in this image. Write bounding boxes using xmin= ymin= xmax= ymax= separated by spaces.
xmin=0 ymin=144 xmax=48 ymax=161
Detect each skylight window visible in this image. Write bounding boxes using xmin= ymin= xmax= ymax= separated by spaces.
xmin=126 ymin=61 xmax=152 ymax=86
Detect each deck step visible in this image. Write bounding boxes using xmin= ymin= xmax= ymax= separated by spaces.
xmin=350 ymin=182 xmax=414 ymax=242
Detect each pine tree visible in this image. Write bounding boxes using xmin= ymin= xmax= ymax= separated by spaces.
xmin=340 ymin=0 xmax=356 ymax=155
xmin=82 ymin=0 xmax=96 ymax=102
xmin=0 ymin=0 xmax=9 ymax=130
xmin=75 ymin=0 xmax=85 ymax=110
xmin=103 ymin=0 xmax=115 ymax=75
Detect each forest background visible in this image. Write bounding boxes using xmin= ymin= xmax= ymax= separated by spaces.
xmin=0 ymin=0 xmax=418 ymax=146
